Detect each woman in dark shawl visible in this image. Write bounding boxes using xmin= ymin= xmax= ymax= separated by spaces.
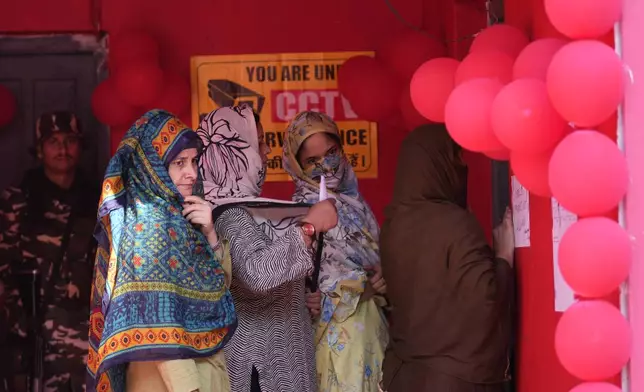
xmin=380 ymin=124 xmax=515 ymax=392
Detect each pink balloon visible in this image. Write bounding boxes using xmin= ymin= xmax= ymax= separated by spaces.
xmin=547 ymin=41 xmax=624 ymax=127
xmin=570 ymin=383 xmax=622 ymax=392
xmin=470 ymin=24 xmax=530 ymax=58
xmin=510 ymin=150 xmax=552 ymax=197
xmin=410 ymin=58 xmax=460 ymax=123
xmin=555 ymin=300 xmax=631 ymax=381
xmin=560 ymin=218 xmax=631 ymax=298
xmin=513 ymin=38 xmax=568 ymax=81
xmin=549 ymin=131 xmax=628 ymax=216
xmin=445 ymin=78 xmax=505 ymax=152
xmin=378 ymin=29 xmax=447 ymax=81
xmin=455 ymin=50 xmax=514 ymax=86
xmin=492 ymin=79 xmax=567 ymax=154
xmin=545 ymin=0 xmax=622 ymax=39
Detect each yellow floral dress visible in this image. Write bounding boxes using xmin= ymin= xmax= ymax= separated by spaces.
xmin=315 ymin=278 xmax=389 ymax=392
xmin=281 ymin=110 xmax=388 ymax=392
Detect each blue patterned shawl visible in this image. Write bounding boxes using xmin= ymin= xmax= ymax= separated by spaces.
xmin=86 ymin=110 xmax=237 ymax=392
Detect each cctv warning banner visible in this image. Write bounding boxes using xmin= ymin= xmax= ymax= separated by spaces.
xmin=190 ymin=52 xmax=378 ymax=182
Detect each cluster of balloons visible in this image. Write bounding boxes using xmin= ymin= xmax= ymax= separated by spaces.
xmin=338 ymin=29 xmax=447 ymax=130
xmin=91 ymin=31 xmax=191 ymax=127
xmin=409 ymin=1 xmax=630 ymax=389
xmin=0 ymin=84 xmax=17 ymax=127
xmin=544 ymin=2 xmax=630 ymax=391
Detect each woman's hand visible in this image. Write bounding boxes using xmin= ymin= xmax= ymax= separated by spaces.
xmin=183 ymin=196 xmax=217 ymax=244
xmin=302 ymin=199 xmax=338 ymax=233
xmin=493 ymin=207 xmax=515 ymax=267
xmin=305 ymin=290 xmax=322 ymax=319
xmin=361 ymin=264 xmax=386 ymax=303
xmin=366 ymin=264 xmax=387 ymax=295
xmin=67 ymin=282 xmax=80 ymax=299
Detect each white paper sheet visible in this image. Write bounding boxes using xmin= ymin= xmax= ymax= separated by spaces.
xmin=551 ymin=198 xmax=578 ymax=312
xmin=511 ymin=176 xmax=531 ymax=248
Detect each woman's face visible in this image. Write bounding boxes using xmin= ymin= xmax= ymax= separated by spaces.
xmin=297 ymin=133 xmax=340 ymax=171
xmin=297 ymin=133 xmax=345 ymax=189
xmin=168 ymin=148 xmax=199 ymax=198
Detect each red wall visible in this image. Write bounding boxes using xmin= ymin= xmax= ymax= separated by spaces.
xmin=0 ymin=0 xmax=492 ymax=230
xmin=3 ymin=1 xmax=626 ymax=390
xmin=505 ymin=1 xmax=621 ymax=391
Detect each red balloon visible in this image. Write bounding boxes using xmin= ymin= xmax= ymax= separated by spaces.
xmin=149 ymin=72 xmax=191 ymax=117
xmin=109 ymin=31 xmax=160 ymax=70
xmin=455 ymin=50 xmax=514 ymax=86
xmin=445 ymin=78 xmax=505 ymax=152
xmin=513 ymin=38 xmax=568 ymax=81
xmin=378 ymin=29 xmax=447 ymax=81
xmin=91 ymin=79 xmax=139 ymax=127
xmin=492 ymin=79 xmax=567 ymax=154
xmin=484 ymin=149 xmax=510 ymax=161
xmin=555 ymin=300 xmax=631 ymax=381
xmin=0 ymin=84 xmax=17 ymax=127
xmin=549 ymin=131 xmax=628 ymax=216
xmin=339 ymin=56 xmax=373 ymax=99
xmin=570 ymin=383 xmax=622 ymax=392
xmin=114 ymin=63 xmax=165 ymax=107
xmin=544 ymin=0 xmax=622 ymax=39
xmin=559 ymin=217 xmax=631 ymax=298
xmin=511 ymin=150 xmax=552 ymax=197
xmin=400 ymin=86 xmax=429 ymax=130
xmin=470 ymin=24 xmax=530 ymax=58
xmin=338 ymin=56 xmax=401 ymax=122
xmin=410 ymin=58 xmax=460 ymax=123
xmin=547 ymin=40 xmax=624 ymax=127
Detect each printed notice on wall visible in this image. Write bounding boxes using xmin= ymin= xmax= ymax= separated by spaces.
xmin=552 ymin=198 xmax=578 ymax=312
xmin=511 ymin=176 xmax=530 ymax=248
xmin=190 ymin=52 xmax=378 ymax=182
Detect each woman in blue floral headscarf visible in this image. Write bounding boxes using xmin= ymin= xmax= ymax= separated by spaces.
xmin=283 ymin=111 xmax=389 ymax=392
xmin=86 ymin=110 xmax=237 ymax=392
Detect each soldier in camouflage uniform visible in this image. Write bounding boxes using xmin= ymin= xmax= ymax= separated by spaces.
xmin=0 ymin=112 xmax=100 ymax=392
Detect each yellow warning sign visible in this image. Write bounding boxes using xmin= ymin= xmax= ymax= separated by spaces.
xmin=190 ymin=52 xmax=378 ymax=182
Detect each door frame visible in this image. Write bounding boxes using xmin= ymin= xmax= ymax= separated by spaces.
xmin=491 ymin=160 xmax=516 ymax=392
xmin=0 ymin=33 xmax=110 ymax=175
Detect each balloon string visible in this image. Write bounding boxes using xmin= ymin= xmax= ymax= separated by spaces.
xmin=614 ymin=19 xmax=631 ymax=392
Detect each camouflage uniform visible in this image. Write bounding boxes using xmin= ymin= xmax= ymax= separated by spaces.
xmin=0 ymin=113 xmax=99 ymax=392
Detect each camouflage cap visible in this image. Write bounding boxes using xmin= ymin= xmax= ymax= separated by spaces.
xmin=35 ymin=111 xmax=82 ymax=146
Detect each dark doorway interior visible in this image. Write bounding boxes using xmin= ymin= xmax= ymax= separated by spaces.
xmin=0 ymin=35 xmax=109 ymax=191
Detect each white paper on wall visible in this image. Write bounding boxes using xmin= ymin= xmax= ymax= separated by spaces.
xmin=551 ymin=198 xmax=578 ymax=312
xmin=511 ymin=176 xmax=531 ymax=248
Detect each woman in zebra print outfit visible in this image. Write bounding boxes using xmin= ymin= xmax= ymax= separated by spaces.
xmin=197 ymin=104 xmax=337 ymax=392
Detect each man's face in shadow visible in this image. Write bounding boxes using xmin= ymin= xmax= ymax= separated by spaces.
xmin=39 ymin=133 xmax=81 ymax=174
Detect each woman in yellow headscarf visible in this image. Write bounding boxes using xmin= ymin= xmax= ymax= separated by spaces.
xmin=283 ymin=111 xmax=389 ymax=392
